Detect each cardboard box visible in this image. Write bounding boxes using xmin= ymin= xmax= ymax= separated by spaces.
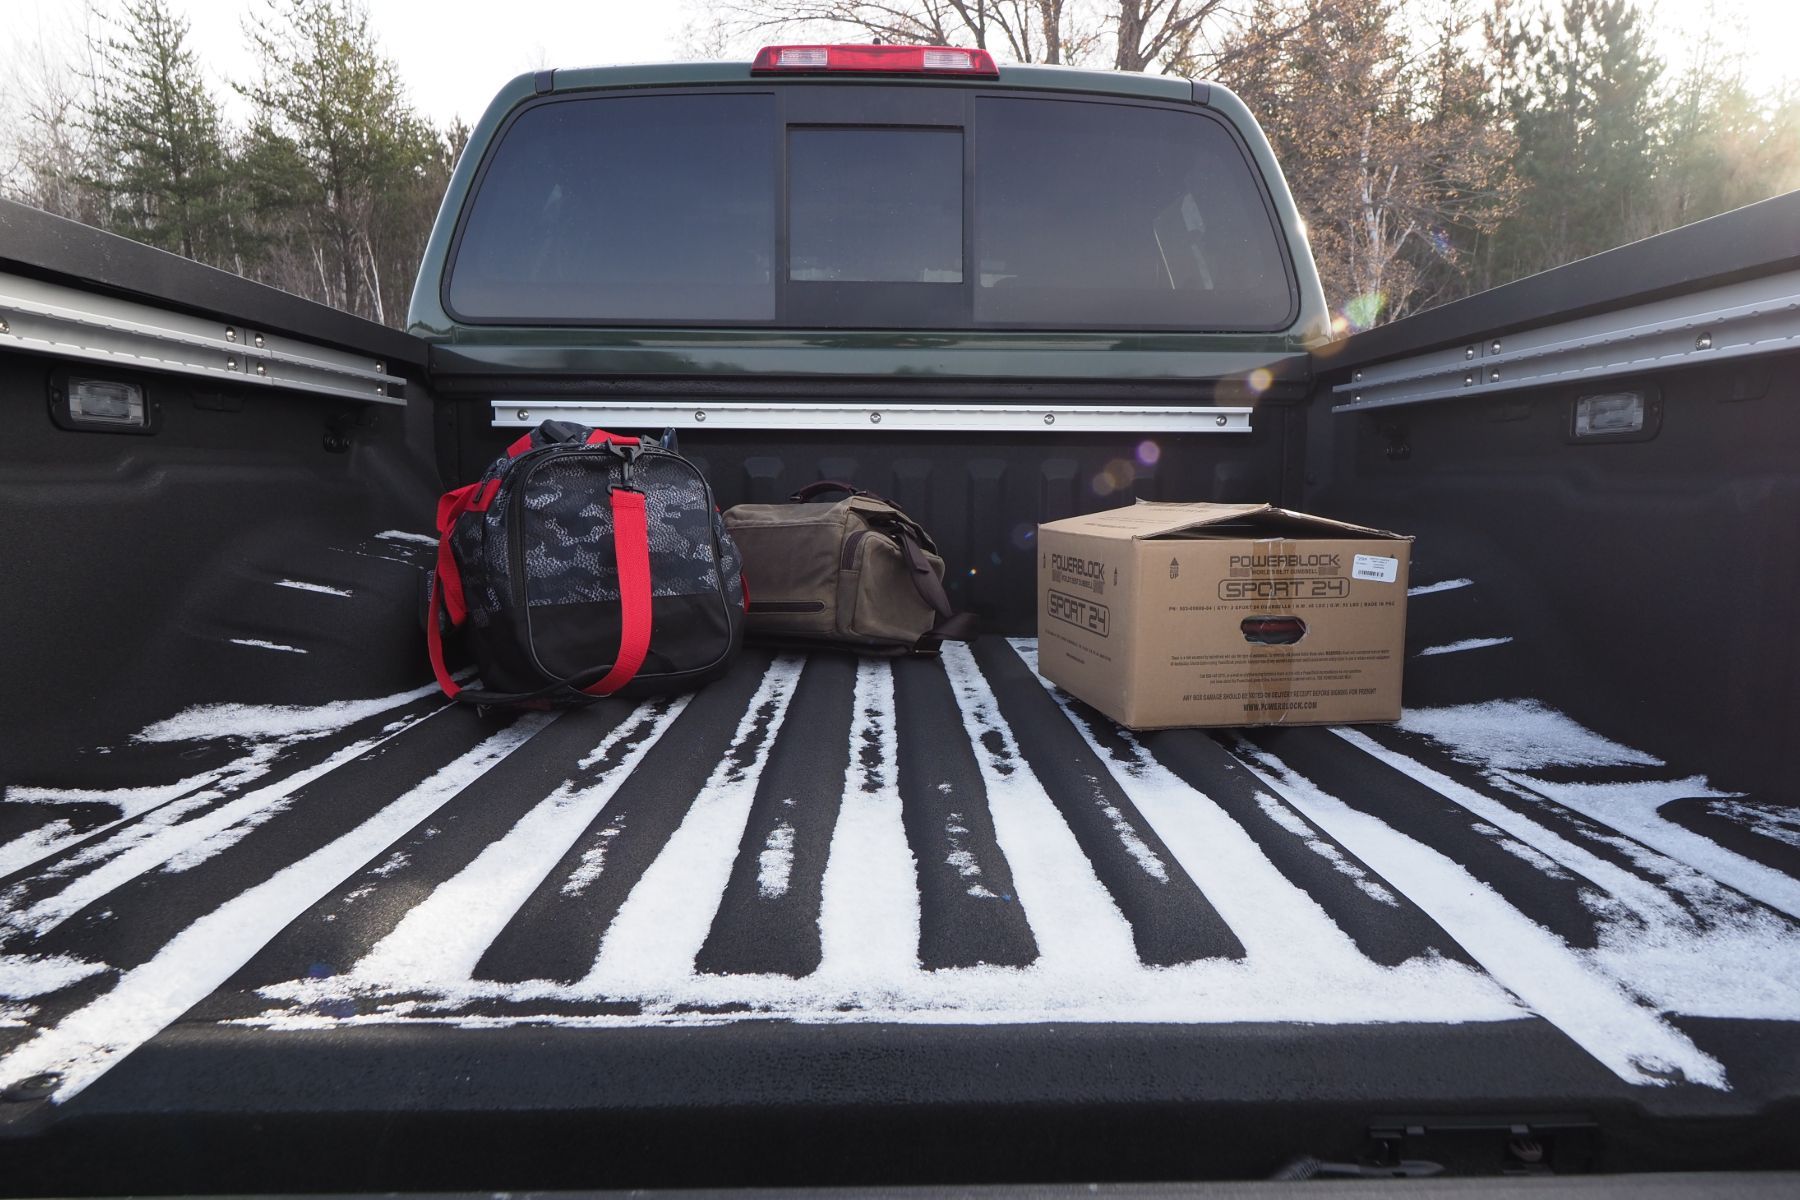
xmin=1035 ymin=502 xmax=1412 ymax=729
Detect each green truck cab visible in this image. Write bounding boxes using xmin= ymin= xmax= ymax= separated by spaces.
xmin=408 ymin=51 xmax=1332 ymax=391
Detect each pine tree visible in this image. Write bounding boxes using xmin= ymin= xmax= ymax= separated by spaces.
xmin=239 ymin=0 xmax=444 ymax=323
xmin=83 ymin=0 xmax=233 ymax=263
xmin=1656 ymin=17 xmax=1800 ymax=232
xmin=1490 ymin=0 xmax=1664 ymax=281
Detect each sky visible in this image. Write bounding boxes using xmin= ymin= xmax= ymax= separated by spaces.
xmin=0 ymin=0 xmax=1795 ymax=132
xmin=0 ymin=0 xmax=694 ymax=129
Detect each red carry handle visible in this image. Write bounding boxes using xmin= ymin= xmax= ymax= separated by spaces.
xmin=506 ymin=427 xmax=639 ymax=459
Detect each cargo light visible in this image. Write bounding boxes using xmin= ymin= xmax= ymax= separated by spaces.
xmin=51 ymin=371 xmax=157 ymax=434
xmin=751 ymin=44 xmax=999 ymax=77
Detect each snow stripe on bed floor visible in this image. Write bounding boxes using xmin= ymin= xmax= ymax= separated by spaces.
xmin=939 ymin=642 xmax=1140 ymax=975
xmin=0 ymin=715 xmax=555 ymax=1104
xmin=1009 ymin=640 xmax=1398 ymax=962
xmin=1233 ymin=739 xmax=1729 ymax=1090
xmin=581 ymin=657 xmax=807 ymax=993
xmin=816 ymin=659 xmax=921 ymax=981
xmin=347 ymin=698 xmax=690 ymax=991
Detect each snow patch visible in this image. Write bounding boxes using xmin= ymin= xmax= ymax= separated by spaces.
xmin=1398 ymin=699 xmax=1663 ymax=771
xmin=1708 ymin=801 xmax=1800 ymax=851
xmin=369 ymin=851 xmax=410 ymax=878
xmin=3 ymin=771 xmax=224 ymax=820
xmin=0 ymin=954 xmax=108 ymax=999
xmin=136 ymin=681 xmax=444 ymax=744
xmin=757 ymin=823 xmax=796 ymax=899
xmin=0 ymin=683 xmax=447 ymax=906
xmin=375 ymin=530 xmax=438 ymax=547
xmin=1009 ymin=641 xmax=1440 ymax=954
xmin=942 ymin=812 xmax=998 ymax=898
xmin=1340 ymin=729 xmax=1711 ymax=929
xmin=275 ymin=580 xmax=352 ymax=598
xmin=1496 ymin=773 xmax=1800 ymax=921
xmin=1341 ymin=723 xmax=1800 ymax=1032
xmin=239 ymin=644 xmax=1524 ymax=1038
xmin=1470 ymin=823 xmax=1572 ymax=879
xmin=939 ymin=643 xmax=1139 ymax=973
xmin=1098 ymin=796 xmax=1169 ymax=882
xmin=4 ymin=705 xmax=444 ymax=937
xmin=229 ymin=639 xmax=307 ymax=654
xmin=561 ymin=822 xmax=625 ymax=898
xmin=0 ymin=821 xmax=78 ymax=882
xmin=1418 ymin=637 xmax=1512 ymax=657
xmin=1253 ymin=792 xmax=1401 ymax=906
xmin=1408 ymin=578 xmax=1473 ymax=597
xmin=816 ymin=659 xmax=921 ymax=979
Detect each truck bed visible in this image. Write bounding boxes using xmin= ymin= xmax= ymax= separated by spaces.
xmin=3 ymin=526 xmax=1797 ymax=1189
xmin=3 ymin=193 xmax=1799 ymax=1190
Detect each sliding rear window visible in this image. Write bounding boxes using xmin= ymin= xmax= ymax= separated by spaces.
xmin=447 ymin=88 xmax=1295 ymax=330
xmin=789 ymin=128 xmax=963 ymax=283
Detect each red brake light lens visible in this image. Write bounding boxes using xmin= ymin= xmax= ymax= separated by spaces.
xmin=752 ymin=44 xmax=1000 ymax=77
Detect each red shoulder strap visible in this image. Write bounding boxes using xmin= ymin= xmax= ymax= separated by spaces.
xmin=426 ymin=573 xmax=461 ymax=699
xmin=427 ymin=477 xmax=500 ymax=700
xmin=580 ymin=488 xmax=652 ymax=696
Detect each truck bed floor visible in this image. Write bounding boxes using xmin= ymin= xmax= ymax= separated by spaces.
xmin=2 ymin=545 xmax=1797 ymax=1187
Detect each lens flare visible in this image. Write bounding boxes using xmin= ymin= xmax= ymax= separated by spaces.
xmin=1092 ymin=458 xmax=1137 ymax=497
xmin=1135 ymin=439 xmax=1161 ymax=466
xmin=1248 ymin=367 xmax=1274 ymax=394
xmin=1344 ymin=292 xmax=1386 ymax=331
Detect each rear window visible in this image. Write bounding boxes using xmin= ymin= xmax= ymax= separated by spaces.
xmin=973 ymin=97 xmax=1293 ymax=328
xmin=447 ymin=94 xmax=777 ymax=322
xmin=447 ymin=89 xmax=1295 ymax=330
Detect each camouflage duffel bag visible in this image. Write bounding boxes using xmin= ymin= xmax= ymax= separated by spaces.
xmin=426 ymin=420 xmax=745 ymax=707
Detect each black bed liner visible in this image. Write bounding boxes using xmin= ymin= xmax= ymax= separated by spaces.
xmin=1 ymin=529 xmax=1796 ymax=1189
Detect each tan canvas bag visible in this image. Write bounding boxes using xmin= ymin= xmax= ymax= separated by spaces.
xmin=722 ymin=482 xmax=975 ymax=654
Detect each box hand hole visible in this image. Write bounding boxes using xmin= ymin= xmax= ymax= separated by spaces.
xmin=1242 ymin=615 xmax=1307 ymax=645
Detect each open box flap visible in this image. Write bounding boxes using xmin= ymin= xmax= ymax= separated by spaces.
xmin=1040 ymin=500 xmax=1409 ymax=541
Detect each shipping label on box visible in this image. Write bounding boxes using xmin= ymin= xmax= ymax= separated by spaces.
xmin=1036 ymin=502 xmax=1412 ymax=730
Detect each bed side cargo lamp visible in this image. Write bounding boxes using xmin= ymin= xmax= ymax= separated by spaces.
xmin=50 ymin=371 xmax=159 ymax=434
xmin=1570 ymin=386 xmax=1659 ymax=442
